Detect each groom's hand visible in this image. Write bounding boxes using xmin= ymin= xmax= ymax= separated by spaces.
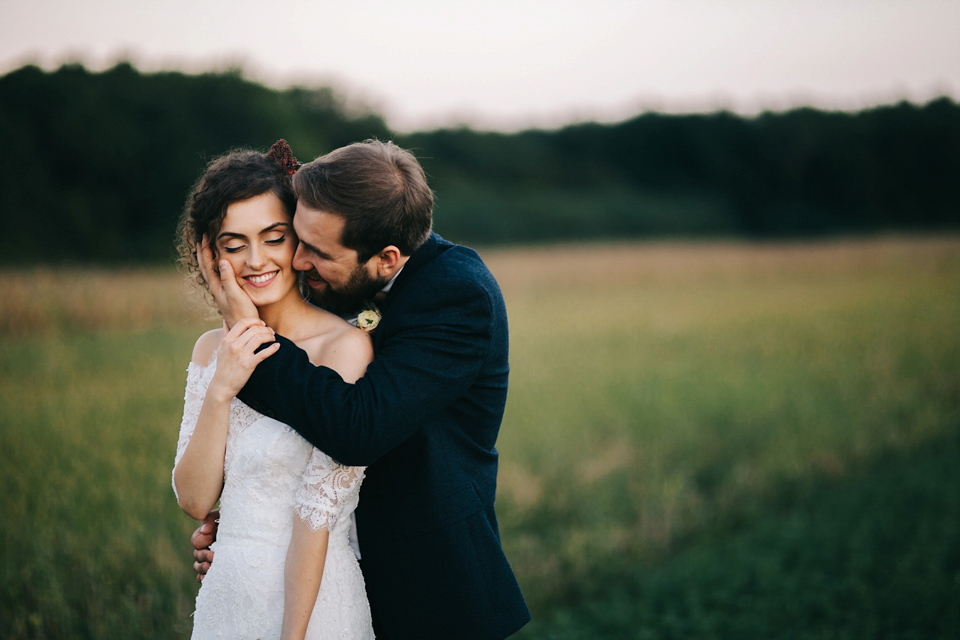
xmin=191 ymin=510 xmax=219 ymax=583
xmin=198 ymin=234 xmax=259 ymax=330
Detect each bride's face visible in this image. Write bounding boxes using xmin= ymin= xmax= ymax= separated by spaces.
xmin=214 ymin=192 xmax=299 ymax=308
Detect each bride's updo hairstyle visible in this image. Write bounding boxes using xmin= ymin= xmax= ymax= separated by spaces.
xmin=176 ymin=140 xmax=300 ymax=294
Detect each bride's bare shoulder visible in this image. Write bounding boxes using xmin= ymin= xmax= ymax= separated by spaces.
xmin=298 ymin=309 xmax=373 ymax=383
xmin=190 ymin=328 xmax=223 ymax=367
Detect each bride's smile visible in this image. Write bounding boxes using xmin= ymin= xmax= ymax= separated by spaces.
xmin=244 ymin=270 xmax=280 ymax=287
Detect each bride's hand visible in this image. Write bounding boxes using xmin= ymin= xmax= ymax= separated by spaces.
xmin=208 ymin=318 xmax=280 ymax=402
xmin=198 ymin=233 xmax=259 ymax=330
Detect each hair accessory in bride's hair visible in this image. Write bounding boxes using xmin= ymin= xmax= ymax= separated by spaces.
xmin=267 ymin=139 xmax=300 ymax=175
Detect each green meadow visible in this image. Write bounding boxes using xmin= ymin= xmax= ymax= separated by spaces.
xmin=2 ymin=236 xmax=959 ymax=638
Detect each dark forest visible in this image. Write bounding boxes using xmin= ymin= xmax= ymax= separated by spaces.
xmin=1 ymin=62 xmax=958 ymax=263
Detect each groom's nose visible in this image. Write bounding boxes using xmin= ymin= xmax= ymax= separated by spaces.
xmin=292 ymin=244 xmax=310 ymax=272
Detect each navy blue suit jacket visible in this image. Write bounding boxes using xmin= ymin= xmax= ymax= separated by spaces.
xmin=237 ymin=233 xmax=530 ymax=639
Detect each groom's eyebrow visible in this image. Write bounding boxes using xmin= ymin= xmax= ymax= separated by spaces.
xmin=299 ymin=239 xmax=332 ymax=259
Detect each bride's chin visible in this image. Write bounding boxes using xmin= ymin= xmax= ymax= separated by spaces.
xmin=251 ymin=287 xmax=298 ymax=308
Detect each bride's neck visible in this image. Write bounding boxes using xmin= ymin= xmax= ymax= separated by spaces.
xmin=257 ymin=291 xmax=312 ymax=338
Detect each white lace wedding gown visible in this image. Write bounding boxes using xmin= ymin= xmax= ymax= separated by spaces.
xmin=173 ymin=354 xmax=374 ymax=640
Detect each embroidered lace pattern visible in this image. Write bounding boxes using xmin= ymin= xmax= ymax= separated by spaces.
xmin=296 ymin=452 xmax=365 ymax=532
xmin=173 ymin=354 xmax=373 ymax=639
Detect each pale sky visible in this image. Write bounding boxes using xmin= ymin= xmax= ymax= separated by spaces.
xmin=2 ymin=0 xmax=959 ymax=131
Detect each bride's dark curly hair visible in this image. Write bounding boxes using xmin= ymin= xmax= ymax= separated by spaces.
xmin=176 ymin=140 xmax=300 ymax=297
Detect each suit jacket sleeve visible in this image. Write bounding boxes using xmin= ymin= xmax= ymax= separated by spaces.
xmin=236 ymin=279 xmax=497 ymax=466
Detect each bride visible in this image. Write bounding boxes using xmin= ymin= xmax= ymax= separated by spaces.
xmin=172 ymin=140 xmax=375 ymax=639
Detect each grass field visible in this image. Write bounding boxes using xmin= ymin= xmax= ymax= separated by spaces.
xmin=2 ymin=235 xmax=959 ymax=638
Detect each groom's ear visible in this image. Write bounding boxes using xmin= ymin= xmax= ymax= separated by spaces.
xmin=374 ymin=245 xmax=403 ymax=277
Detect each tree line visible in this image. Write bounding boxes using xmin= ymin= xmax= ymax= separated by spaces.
xmin=1 ymin=62 xmax=957 ymax=263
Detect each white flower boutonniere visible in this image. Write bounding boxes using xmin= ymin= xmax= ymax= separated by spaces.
xmin=356 ymin=304 xmax=381 ymax=333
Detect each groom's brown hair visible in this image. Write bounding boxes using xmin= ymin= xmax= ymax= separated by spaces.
xmin=293 ymin=140 xmax=433 ymax=262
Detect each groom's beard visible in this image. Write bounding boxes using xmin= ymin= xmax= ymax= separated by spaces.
xmin=303 ymin=264 xmax=388 ymax=316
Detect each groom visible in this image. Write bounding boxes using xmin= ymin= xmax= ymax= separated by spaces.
xmin=194 ymin=140 xmax=530 ymax=639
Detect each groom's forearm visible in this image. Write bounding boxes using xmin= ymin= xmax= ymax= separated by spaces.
xmin=238 ymin=287 xmax=495 ymax=465
xmin=239 ymin=338 xmax=483 ymax=465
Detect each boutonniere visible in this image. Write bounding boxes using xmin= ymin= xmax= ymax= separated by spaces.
xmin=356 ymin=303 xmax=381 ymax=333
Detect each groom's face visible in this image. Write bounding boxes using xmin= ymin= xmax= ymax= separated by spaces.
xmin=291 ymin=202 xmax=388 ymax=313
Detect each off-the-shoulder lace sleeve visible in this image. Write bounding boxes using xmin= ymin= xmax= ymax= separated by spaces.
xmin=295 ymin=448 xmax=366 ymax=532
xmin=172 ymin=361 xmax=210 ymax=501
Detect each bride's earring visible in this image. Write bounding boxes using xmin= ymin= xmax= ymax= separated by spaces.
xmin=297 ymin=272 xmax=310 ymax=301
